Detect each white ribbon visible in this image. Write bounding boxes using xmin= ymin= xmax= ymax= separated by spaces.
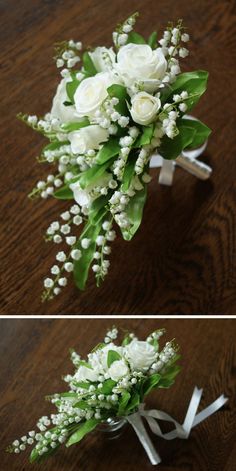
xmin=150 ymin=116 xmax=212 ymax=186
xmin=126 ymin=387 xmax=228 ymax=466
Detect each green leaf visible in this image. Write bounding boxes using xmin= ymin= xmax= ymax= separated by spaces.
xmin=157 ymin=378 xmax=175 ymax=388
xmin=77 ymin=360 xmax=92 ymax=369
xmin=78 ymin=161 xmax=111 ymax=189
xmin=58 ymin=392 xmax=80 ymax=398
xmin=107 ymin=349 xmax=122 ymax=368
xmin=118 ymin=391 xmax=131 ymax=415
xmin=71 ymin=382 xmax=91 ymax=390
xmin=121 ymin=158 xmax=136 ymax=192
xmin=148 ymin=31 xmax=158 ymax=49
xmin=61 ymin=119 xmax=90 ymax=132
xmin=96 ymin=138 xmax=120 ymax=164
xmin=98 ymin=379 xmax=116 ymax=394
xmin=134 ymin=124 xmax=154 ymax=147
xmin=179 ymin=118 xmax=211 ymax=148
xmin=89 ymin=195 xmax=110 ymax=225
xmin=53 ymin=185 xmax=74 ymax=200
xmin=158 ymin=365 xmax=181 ymax=388
xmin=30 ymin=440 xmax=60 ymax=463
xmin=107 ymin=84 xmax=129 ymax=115
xmin=149 ymin=338 xmax=159 ymax=351
xmin=43 ymin=140 xmax=69 ymax=154
xmin=161 ymin=364 xmax=181 ymax=381
xmin=126 ymin=391 xmax=140 ymax=412
xmin=83 ymin=51 xmax=97 ymax=76
xmin=121 ymin=186 xmax=147 ymax=241
xmin=161 ymin=70 xmax=209 ymax=112
xmin=127 ymin=31 xmax=146 ymax=44
xmin=66 ymin=72 xmax=81 ymax=104
xmin=142 ymin=374 xmax=161 ymax=396
xmin=73 ymin=400 xmax=89 ymax=409
xmin=73 ymin=219 xmax=103 ymax=290
xmin=159 ymin=126 xmax=196 ymax=160
xmin=66 ymin=419 xmax=99 ymax=447
xmin=121 ymin=333 xmax=133 ymax=346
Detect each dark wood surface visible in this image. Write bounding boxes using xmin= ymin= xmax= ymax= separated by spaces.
xmin=0 ymin=318 xmax=235 ymax=470
xmin=1 ymin=0 xmax=236 ymax=315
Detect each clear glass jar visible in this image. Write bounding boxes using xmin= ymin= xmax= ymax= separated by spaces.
xmin=97 ymin=417 xmax=127 ymax=440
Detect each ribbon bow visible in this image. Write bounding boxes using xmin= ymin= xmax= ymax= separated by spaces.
xmin=126 ymin=387 xmax=228 ymax=465
xmin=150 ymin=116 xmax=212 ymax=186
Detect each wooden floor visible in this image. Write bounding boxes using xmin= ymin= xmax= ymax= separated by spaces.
xmin=1 ymin=0 xmax=236 ymax=315
xmin=0 ymin=318 xmax=235 ymax=470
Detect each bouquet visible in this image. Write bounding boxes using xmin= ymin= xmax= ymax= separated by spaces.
xmin=19 ymin=13 xmax=211 ymax=300
xmin=7 ymin=327 xmax=180 ymax=463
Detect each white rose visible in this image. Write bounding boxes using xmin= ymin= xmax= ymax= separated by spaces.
xmin=130 ymin=91 xmax=161 ymax=125
xmin=74 ymin=365 xmax=99 ymax=382
xmin=51 ymin=78 xmax=79 ymax=123
xmin=115 ymin=44 xmax=167 ymax=93
xmin=74 ymin=72 xmax=119 ymax=118
xmin=125 ymin=340 xmax=157 ymax=371
xmin=89 ymin=47 xmax=116 ymax=72
xmin=70 ymin=172 xmax=111 ymax=207
xmin=108 ymin=359 xmax=129 ymax=381
xmin=68 ymin=125 xmax=109 ymax=154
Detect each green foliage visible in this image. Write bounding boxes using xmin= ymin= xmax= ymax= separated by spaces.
xmin=61 ymin=119 xmax=90 ymax=132
xmin=77 ymin=360 xmax=93 ymax=369
xmin=66 ymin=72 xmax=81 ymax=104
xmin=121 ymin=186 xmax=147 ymax=241
xmin=121 ymin=332 xmax=134 ymax=346
xmin=89 ymin=195 xmax=110 ymax=224
xmin=96 ymin=138 xmax=120 ymax=164
xmin=159 ymin=125 xmax=196 ymax=160
xmin=78 ymin=162 xmax=110 ymax=189
xmin=126 ymin=391 xmax=140 ymax=413
xmin=107 ymin=84 xmax=129 ymax=115
xmin=179 ymin=118 xmax=211 ymax=148
xmin=161 ymin=70 xmax=209 ymax=112
xmin=43 ymin=140 xmax=69 ymax=153
xmin=107 ymin=349 xmax=122 ymax=367
xmin=121 ymin=158 xmax=136 ymax=192
xmin=66 ymin=419 xmax=100 ymax=447
xmin=53 ymin=185 xmax=74 ymax=200
xmin=142 ymin=374 xmax=161 ymax=396
xmin=30 ymin=443 xmax=60 ymax=463
xmin=83 ymin=51 xmax=97 ymax=76
xmin=127 ymin=31 xmax=146 ymax=44
xmin=134 ymin=124 xmax=155 ymax=147
xmin=148 ymin=31 xmax=158 ymax=49
xmin=158 ymin=365 xmax=181 ymax=388
xmin=98 ymin=379 xmax=117 ymax=394
xmin=118 ymin=391 xmax=131 ymax=415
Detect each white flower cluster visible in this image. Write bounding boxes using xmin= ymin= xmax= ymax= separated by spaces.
xmin=112 ymin=12 xmax=138 ymax=47
xmin=18 ymin=12 xmax=199 ymax=300
xmin=54 ymin=39 xmax=82 ymax=72
xmin=92 ymin=221 xmax=116 ymax=282
xmin=9 ymin=327 xmax=180 ymax=460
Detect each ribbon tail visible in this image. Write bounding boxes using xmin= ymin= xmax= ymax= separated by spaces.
xmin=127 ymin=412 xmax=161 ymax=465
xmin=176 ymin=154 xmax=212 ymax=180
xmin=192 ymin=394 xmax=228 ymax=428
xmin=158 ymin=159 xmax=175 ymax=186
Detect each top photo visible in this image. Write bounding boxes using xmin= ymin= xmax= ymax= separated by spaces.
xmin=1 ymin=0 xmax=236 ymax=316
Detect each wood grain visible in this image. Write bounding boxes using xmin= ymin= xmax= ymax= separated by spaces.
xmin=1 ymin=0 xmax=236 ymax=314
xmin=0 ymin=318 xmax=235 ymax=470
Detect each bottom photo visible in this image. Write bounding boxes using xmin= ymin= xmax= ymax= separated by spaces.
xmin=0 ymin=318 xmax=235 ymax=471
